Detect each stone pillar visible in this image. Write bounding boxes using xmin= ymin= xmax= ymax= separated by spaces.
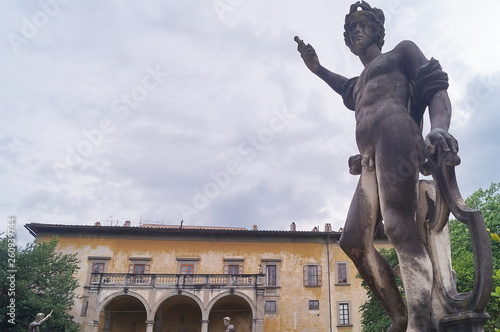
xmin=201 ymin=319 xmax=209 ymax=332
xmin=145 ymin=320 xmax=155 ymax=332
xmin=84 ymin=287 xmax=101 ymax=332
xmin=253 ymin=288 xmax=265 ymax=332
xmin=253 ymin=318 xmax=264 ymax=332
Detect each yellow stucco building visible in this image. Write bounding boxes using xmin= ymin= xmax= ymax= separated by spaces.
xmin=25 ymin=222 xmax=390 ymax=332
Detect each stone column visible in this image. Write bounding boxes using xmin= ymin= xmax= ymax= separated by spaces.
xmin=83 ymin=287 xmax=101 ymax=332
xmin=201 ymin=319 xmax=209 ymax=332
xmin=145 ymin=320 xmax=155 ymax=332
xmin=253 ymin=288 xmax=265 ymax=332
xmin=253 ymin=318 xmax=264 ymax=332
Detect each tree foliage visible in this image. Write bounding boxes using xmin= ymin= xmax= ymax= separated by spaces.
xmin=0 ymin=236 xmax=80 ymax=332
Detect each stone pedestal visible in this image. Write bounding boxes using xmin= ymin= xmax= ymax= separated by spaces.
xmin=440 ymin=311 xmax=490 ymax=332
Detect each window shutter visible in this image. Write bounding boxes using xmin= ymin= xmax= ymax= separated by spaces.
xmin=224 ymin=265 xmax=229 ymax=274
xmin=128 ymin=264 xmax=134 ymax=274
xmin=145 ymin=264 xmax=150 ymax=274
xmin=303 ymin=265 xmax=308 ymax=286
xmin=317 ymin=265 xmax=322 ymax=286
xmin=238 ymin=265 xmax=243 ymax=274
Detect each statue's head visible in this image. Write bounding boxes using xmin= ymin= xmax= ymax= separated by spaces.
xmin=223 ymin=317 xmax=231 ymax=326
xmin=343 ymin=1 xmax=385 ymax=55
xmin=35 ymin=313 xmax=45 ymax=322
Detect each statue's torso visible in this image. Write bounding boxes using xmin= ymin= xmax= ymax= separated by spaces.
xmin=352 ymin=45 xmax=422 ymax=154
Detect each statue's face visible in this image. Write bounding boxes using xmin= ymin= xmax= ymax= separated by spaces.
xmin=224 ymin=319 xmax=229 ymax=326
xmin=347 ymin=12 xmax=374 ymax=53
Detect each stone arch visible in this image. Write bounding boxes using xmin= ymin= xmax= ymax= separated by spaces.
xmin=151 ymin=290 xmax=205 ymax=314
xmin=153 ymin=292 xmax=204 ymax=332
xmin=206 ymin=290 xmax=256 ymax=315
xmin=95 ymin=291 xmax=150 ymax=332
xmin=96 ymin=290 xmax=151 ymax=315
xmin=206 ymin=291 xmax=255 ymax=332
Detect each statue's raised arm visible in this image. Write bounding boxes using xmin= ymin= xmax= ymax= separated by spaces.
xmin=28 ymin=310 xmax=53 ymax=332
xmin=295 ymin=36 xmax=349 ymax=96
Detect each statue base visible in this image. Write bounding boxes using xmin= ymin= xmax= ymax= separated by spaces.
xmin=440 ymin=311 xmax=489 ymax=332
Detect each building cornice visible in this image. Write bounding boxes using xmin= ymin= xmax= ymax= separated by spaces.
xmin=24 ymin=223 xmax=343 ymax=243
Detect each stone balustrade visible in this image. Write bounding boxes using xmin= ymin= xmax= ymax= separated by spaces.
xmin=89 ymin=273 xmax=264 ymax=289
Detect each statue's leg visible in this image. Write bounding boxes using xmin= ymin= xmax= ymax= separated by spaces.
xmin=376 ymin=130 xmax=433 ymax=332
xmin=339 ymin=171 xmax=408 ymax=331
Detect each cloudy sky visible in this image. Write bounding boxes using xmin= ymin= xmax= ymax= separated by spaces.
xmin=2 ymin=0 xmax=499 ymax=245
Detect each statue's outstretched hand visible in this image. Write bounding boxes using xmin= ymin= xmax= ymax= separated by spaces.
xmin=425 ymin=128 xmax=459 ymax=155
xmin=295 ymin=36 xmax=320 ymax=74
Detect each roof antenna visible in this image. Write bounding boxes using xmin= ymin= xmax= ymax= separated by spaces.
xmin=180 ymin=220 xmax=183 ymax=229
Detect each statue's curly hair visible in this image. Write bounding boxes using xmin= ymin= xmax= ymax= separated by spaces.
xmin=343 ymin=1 xmax=385 ymax=54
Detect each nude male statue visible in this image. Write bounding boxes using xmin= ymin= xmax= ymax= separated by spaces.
xmin=296 ymin=2 xmax=458 ymax=331
xmin=223 ymin=316 xmax=235 ymax=332
xmin=28 ymin=310 xmax=53 ymax=332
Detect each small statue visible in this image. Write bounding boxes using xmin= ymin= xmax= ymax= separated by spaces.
xmin=223 ymin=316 xmax=235 ymax=332
xmin=28 ymin=310 xmax=53 ymax=332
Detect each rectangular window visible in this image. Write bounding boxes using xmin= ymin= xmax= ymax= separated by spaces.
xmin=180 ymin=264 xmax=194 ymax=274
xmin=176 ymin=258 xmax=199 ymax=275
xmin=224 ymin=264 xmax=243 ymax=274
xmin=266 ymin=265 xmax=277 ymax=286
xmin=89 ymin=260 xmax=109 ymax=284
xmin=229 ymin=265 xmax=240 ymax=274
xmin=338 ymin=303 xmax=350 ymax=325
xmin=128 ymin=264 xmax=150 ymax=284
xmin=336 ymin=262 xmax=348 ymax=284
xmin=309 ymin=300 xmax=319 ymax=310
xmin=133 ymin=264 xmax=145 ymax=274
xmin=303 ymin=264 xmax=322 ymax=286
xmin=265 ymin=301 xmax=277 ymax=313
xmin=92 ymin=262 xmax=105 ymax=273
xmin=128 ymin=264 xmax=150 ymax=274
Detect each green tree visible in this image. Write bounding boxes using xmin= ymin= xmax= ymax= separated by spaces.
xmin=0 ymin=236 xmax=80 ymax=332
xmin=360 ymin=248 xmax=401 ymax=331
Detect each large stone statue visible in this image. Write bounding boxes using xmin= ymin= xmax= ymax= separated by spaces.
xmin=28 ymin=310 xmax=53 ymax=332
xmin=223 ymin=316 xmax=235 ymax=332
xmin=296 ymin=1 xmax=492 ymax=331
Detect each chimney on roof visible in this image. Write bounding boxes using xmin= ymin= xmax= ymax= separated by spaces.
xmin=95 ymin=222 xmax=101 ymax=226
xmin=124 ymin=220 xmax=131 ymax=227
xmin=312 ymin=226 xmax=318 ymax=232
xmin=290 ymin=222 xmax=296 ymax=232
xmin=252 ymin=225 xmax=258 ymax=230
xmin=325 ymin=223 xmax=332 ymax=232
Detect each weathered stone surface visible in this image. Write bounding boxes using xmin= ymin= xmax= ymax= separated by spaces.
xmin=296 ymin=1 xmax=492 ymax=330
